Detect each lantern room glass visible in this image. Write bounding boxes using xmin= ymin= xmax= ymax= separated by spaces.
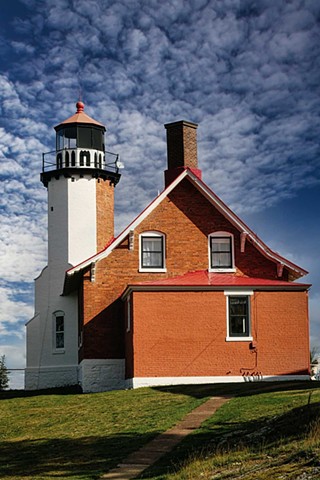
xmin=56 ymin=126 xmax=104 ymax=151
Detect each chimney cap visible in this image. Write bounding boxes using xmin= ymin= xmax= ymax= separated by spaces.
xmin=164 ymin=120 xmax=198 ymax=130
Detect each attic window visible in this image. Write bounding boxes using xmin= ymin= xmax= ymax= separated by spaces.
xmin=139 ymin=232 xmax=166 ymax=273
xmin=209 ymin=232 xmax=235 ymax=272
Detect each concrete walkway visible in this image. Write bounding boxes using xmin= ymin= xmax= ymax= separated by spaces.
xmin=101 ymin=395 xmax=231 ymax=480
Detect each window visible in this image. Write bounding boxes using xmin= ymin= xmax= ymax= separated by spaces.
xmin=225 ymin=291 xmax=253 ymax=341
xmin=209 ymin=233 xmax=235 ymax=271
xmin=228 ymin=296 xmax=249 ymax=336
xmin=139 ymin=232 xmax=166 ymax=272
xmin=53 ymin=311 xmax=65 ymax=350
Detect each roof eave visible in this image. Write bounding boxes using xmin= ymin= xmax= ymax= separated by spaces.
xmin=121 ymin=282 xmax=311 ymax=300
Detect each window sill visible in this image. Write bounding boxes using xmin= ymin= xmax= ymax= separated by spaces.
xmin=209 ymin=268 xmax=236 ymax=273
xmin=226 ymin=337 xmax=253 ymax=342
xmin=139 ymin=268 xmax=167 ymax=273
xmin=53 ymin=349 xmax=65 ymax=354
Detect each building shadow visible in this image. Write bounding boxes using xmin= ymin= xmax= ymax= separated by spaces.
xmin=0 ymin=431 xmax=157 ymax=479
xmin=152 ymin=380 xmax=320 ymax=399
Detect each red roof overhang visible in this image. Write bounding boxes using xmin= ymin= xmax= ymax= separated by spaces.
xmin=121 ymin=271 xmax=311 ymax=300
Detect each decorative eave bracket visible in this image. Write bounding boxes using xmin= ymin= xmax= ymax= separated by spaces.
xmin=90 ymin=262 xmax=96 ymax=283
xmin=129 ymin=230 xmax=134 ymax=250
xmin=277 ymin=263 xmax=284 ymax=278
xmin=240 ymin=232 xmax=247 ymax=253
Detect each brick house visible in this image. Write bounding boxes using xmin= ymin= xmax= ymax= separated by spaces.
xmin=25 ymin=103 xmax=311 ymax=392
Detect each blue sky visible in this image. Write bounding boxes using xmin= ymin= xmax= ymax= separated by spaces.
xmin=0 ymin=0 xmax=319 ymax=386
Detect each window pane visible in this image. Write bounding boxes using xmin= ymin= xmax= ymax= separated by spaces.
xmin=92 ymin=128 xmax=103 ymax=150
xmin=229 ymin=296 xmax=249 ymax=337
xmin=78 ymin=127 xmax=92 ymax=148
xmin=143 ymin=238 xmax=162 ymax=252
xmin=229 ymin=297 xmax=247 ymax=315
xmin=230 ymin=317 xmax=246 ymax=335
xmin=56 ymin=333 xmax=64 ymax=349
xmin=211 ymin=237 xmax=232 ymax=268
xmin=56 ymin=316 xmax=64 ymax=332
xmin=54 ymin=314 xmax=65 ymax=349
xmin=212 ymin=238 xmax=230 ymax=252
xmin=142 ymin=236 xmax=164 ymax=268
xmin=143 ymin=252 xmax=162 ymax=267
xmin=212 ymin=252 xmax=231 ymax=267
xmin=56 ymin=131 xmax=64 ymax=150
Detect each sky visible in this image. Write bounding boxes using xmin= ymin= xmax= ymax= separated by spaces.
xmin=0 ymin=0 xmax=319 ymax=388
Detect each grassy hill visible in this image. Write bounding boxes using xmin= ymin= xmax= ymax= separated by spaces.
xmin=1 ymin=382 xmax=319 ymax=480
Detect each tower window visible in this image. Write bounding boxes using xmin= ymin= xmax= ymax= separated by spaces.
xmin=53 ymin=311 xmax=65 ymax=351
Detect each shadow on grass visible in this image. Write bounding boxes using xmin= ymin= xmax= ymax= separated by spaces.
xmin=0 ymin=431 xmax=157 ymax=479
xmin=139 ymin=399 xmax=320 ymax=479
xmin=152 ymin=380 xmax=320 ymax=400
xmin=0 ymin=385 xmax=83 ymax=400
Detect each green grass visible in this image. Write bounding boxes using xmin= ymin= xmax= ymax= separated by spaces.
xmin=0 ymin=387 xmax=203 ymax=479
xmin=1 ymin=382 xmax=319 ymax=480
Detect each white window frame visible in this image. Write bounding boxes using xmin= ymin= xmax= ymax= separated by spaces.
xmin=139 ymin=231 xmax=167 ymax=273
xmin=53 ymin=310 xmax=65 ymax=353
xmin=208 ymin=232 xmax=236 ymax=272
xmin=224 ymin=290 xmax=253 ymax=341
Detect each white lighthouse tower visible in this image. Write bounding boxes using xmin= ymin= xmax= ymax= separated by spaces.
xmin=25 ymin=102 xmax=121 ymax=390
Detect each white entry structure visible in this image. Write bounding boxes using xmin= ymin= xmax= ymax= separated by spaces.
xmin=25 ymin=102 xmax=121 ymax=390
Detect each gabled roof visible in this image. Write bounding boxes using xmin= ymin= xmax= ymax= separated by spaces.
xmin=63 ymin=168 xmax=308 ymax=294
xmin=121 ymin=270 xmax=311 ymax=298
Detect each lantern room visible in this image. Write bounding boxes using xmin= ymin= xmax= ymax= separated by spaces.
xmin=41 ymin=101 xmax=121 ymax=187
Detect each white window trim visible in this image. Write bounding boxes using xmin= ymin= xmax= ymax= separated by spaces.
xmin=208 ymin=231 xmax=236 ymax=273
xmin=52 ymin=310 xmax=65 ymax=353
xmin=139 ymin=231 xmax=167 ymax=273
xmin=224 ymin=290 xmax=253 ymax=341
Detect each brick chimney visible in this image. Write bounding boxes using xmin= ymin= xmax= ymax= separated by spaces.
xmin=164 ymin=120 xmax=202 ymax=187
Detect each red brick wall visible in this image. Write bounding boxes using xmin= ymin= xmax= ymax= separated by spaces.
xmin=129 ymin=290 xmax=309 ymax=378
xmin=165 ymin=121 xmax=198 ymax=170
xmin=96 ymin=178 xmax=114 ymax=251
xmin=82 ymin=178 xmax=297 ymax=360
xmin=254 ymin=291 xmax=310 ymax=375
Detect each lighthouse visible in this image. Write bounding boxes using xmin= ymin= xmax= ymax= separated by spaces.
xmin=25 ymin=102 xmax=121 ymax=390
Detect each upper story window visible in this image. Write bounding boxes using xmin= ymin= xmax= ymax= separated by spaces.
xmin=209 ymin=232 xmax=235 ymax=272
xmin=53 ymin=311 xmax=65 ymax=352
xmin=139 ymin=232 xmax=166 ymax=272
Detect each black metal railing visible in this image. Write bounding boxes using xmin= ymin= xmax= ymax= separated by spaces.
xmin=42 ymin=149 xmax=120 ymax=174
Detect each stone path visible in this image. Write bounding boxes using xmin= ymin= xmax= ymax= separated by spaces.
xmin=101 ymin=395 xmax=231 ymax=480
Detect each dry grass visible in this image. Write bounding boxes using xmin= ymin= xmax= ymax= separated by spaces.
xmin=140 ymin=385 xmax=320 ymax=479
